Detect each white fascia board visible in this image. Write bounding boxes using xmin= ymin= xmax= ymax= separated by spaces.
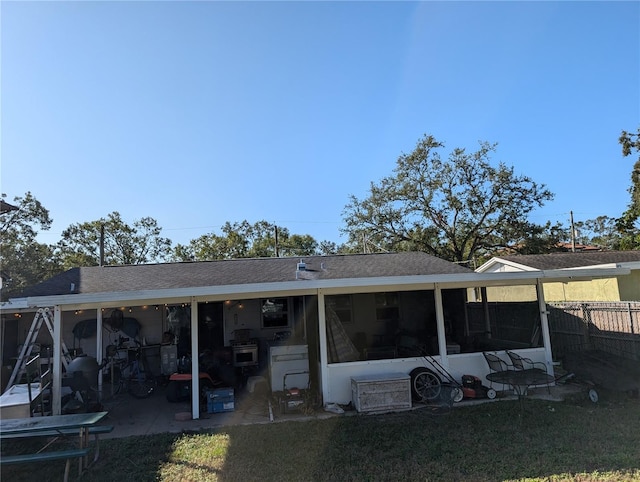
xmin=8 ymin=276 xmax=462 ymax=310
xmin=19 ymin=281 xmax=321 ymax=311
xmin=475 ymin=257 xmax=507 ymax=272
xmin=475 ymin=257 xmax=537 ymax=273
xmin=6 ymin=266 xmax=630 ymax=312
xmin=559 ymin=262 xmax=640 ymax=271
xmin=431 ymin=267 xmax=628 ymax=289
xmin=560 ymin=263 xmax=617 ymax=270
xmin=1 ymin=299 xmax=29 ymax=310
xmin=474 ymin=258 xmax=496 ymax=272
xmin=536 ymin=266 xmax=630 ymax=282
xmin=14 ymin=277 xmax=438 ymax=310
xmin=618 ymin=261 xmax=640 ymax=270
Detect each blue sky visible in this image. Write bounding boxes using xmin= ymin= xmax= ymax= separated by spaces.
xmin=2 ymin=1 xmax=639 ymax=249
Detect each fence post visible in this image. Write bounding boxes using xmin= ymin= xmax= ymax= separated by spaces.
xmin=629 ymin=302 xmax=635 ymax=335
xmin=581 ymin=303 xmax=592 ymax=350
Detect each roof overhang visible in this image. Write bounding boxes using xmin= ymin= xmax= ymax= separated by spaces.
xmin=1 ymin=266 xmax=630 ymax=313
xmin=477 ymin=258 xmax=640 ymax=274
xmin=619 ymin=261 xmax=640 ymax=270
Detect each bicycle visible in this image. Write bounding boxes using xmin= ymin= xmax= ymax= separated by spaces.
xmin=102 ymin=337 xmax=156 ymax=399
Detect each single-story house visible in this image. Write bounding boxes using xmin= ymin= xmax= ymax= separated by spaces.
xmin=476 ymin=251 xmax=640 ymax=302
xmin=1 ymin=252 xmax=630 ymax=418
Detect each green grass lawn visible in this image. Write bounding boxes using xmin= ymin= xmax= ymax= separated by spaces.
xmin=3 ymin=392 xmax=640 ymax=481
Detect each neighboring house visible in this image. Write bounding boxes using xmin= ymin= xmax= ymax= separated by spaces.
xmin=476 ymin=251 xmax=640 ymax=302
xmin=554 ymin=242 xmax=601 ymax=252
xmin=1 ymin=252 xmax=629 ymax=418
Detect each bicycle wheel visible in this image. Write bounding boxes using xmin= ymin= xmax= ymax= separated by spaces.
xmin=127 ymin=363 xmax=156 ymax=399
xmin=410 ymin=367 xmax=441 ymax=401
xmin=127 ymin=374 xmax=155 ymax=399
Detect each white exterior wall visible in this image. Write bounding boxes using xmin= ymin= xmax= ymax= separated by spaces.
xmin=322 ymin=348 xmax=550 ymax=405
xmin=317 ymin=283 xmax=555 ymax=405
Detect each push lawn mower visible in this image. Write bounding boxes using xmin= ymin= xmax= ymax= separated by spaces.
xmin=410 ymin=356 xmax=464 ymax=404
xmin=461 ymin=374 xmax=496 ymax=400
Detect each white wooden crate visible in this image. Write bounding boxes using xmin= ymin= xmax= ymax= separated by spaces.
xmin=351 ymin=373 xmax=411 ymax=413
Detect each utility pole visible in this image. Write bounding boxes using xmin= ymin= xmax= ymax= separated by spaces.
xmin=100 ymin=223 xmax=105 ymax=266
xmin=570 ymin=211 xmax=576 ymax=252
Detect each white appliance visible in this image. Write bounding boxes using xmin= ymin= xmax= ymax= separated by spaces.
xmin=269 ymin=344 xmax=309 ymax=392
xmin=232 ymin=342 xmax=259 ymax=367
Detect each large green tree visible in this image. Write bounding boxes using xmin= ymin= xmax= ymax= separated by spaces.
xmin=0 ymin=192 xmax=61 ymax=297
xmin=173 ymin=220 xmax=321 ymax=261
xmin=342 ymin=134 xmax=556 ymax=263
xmin=56 ymin=212 xmax=173 ymax=267
xmin=571 ymin=216 xmax=621 ymax=250
xmin=617 ymin=127 xmax=640 ymax=249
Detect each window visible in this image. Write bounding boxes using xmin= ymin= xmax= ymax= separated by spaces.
xmin=326 ymin=295 xmax=353 ymax=324
xmin=324 ymin=290 xmax=438 ymax=363
xmin=375 ymin=292 xmax=400 ymax=322
xmin=261 ymin=298 xmax=289 ymax=328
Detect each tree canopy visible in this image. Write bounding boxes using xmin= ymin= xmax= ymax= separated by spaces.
xmin=0 ymin=192 xmax=61 ymax=297
xmin=3 ymin=130 xmax=635 ymax=295
xmin=571 ymin=216 xmax=620 ymax=251
xmin=172 ymin=220 xmax=324 ymax=261
xmin=0 ymin=192 xmax=333 ymax=296
xmin=617 ymin=127 xmax=640 ymax=249
xmin=342 ymin=134 xmax=556 ymax=263
xmin=56 ymin=211 xmax=173 ymax=268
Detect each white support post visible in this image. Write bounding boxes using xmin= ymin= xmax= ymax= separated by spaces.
xmin=434 ymin=284 xmax=449 ymax=367
xmin=190 ymin=298 xmax=199 ymax=419
xmin=96 ymin=308 xmax=103 ymax=399
xmin=317 ymin=290 xmax=330 ymax=404
xmin=481 ymin=287 xmax=491 ymax=337
xmin=462 ymin=288 xmax=471 ymax=338
xmin=536 ymin=280 xmax=554 ymax=372
xmin=52 ymin=305 xmax=63 ymax=415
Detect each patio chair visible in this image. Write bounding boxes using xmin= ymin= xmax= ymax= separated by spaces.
xmin=482 ymin=352 xmax=513 ymax=390
xmin=506 ymin=350 xmax=551 ymax=393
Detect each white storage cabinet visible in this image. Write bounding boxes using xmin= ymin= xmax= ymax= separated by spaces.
xmin=269 ymin=344 xmax=309 ymax=392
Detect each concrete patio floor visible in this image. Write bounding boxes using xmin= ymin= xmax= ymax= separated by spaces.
xmin=98 ymin=382 xmax=283 ymax=439
xmin=97 ymin=381 xmax=585 ymax=439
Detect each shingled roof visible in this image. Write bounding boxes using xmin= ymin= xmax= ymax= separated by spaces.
xmin=13 ymin=252 xmax=473 ymax=299
xmin=492 ymin=250 xmax=640 ymax=271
